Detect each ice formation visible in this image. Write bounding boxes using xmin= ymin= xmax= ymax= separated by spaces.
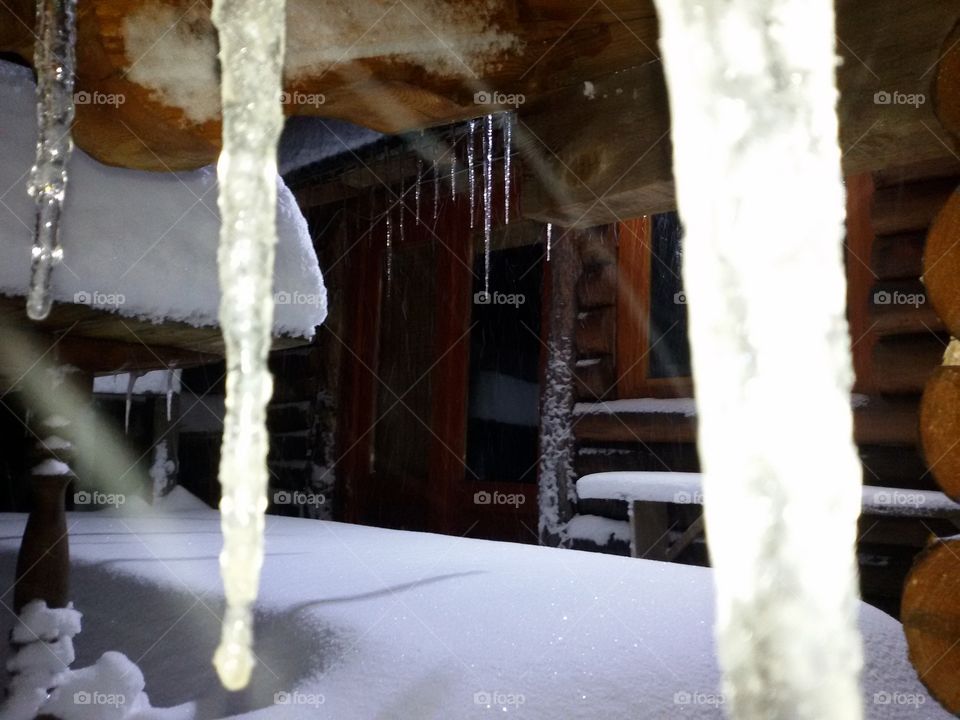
xmin=502 ymin=113 xmax=513 ymax=223
xmin=210 ymin=0 xmax=288 ymax=691
xmin=25 ymin=0 xmax=77 ymax=321
xmin=482 ymin=114 xmax=494 ymax=293
xmin=653 ymin=0 xmax=864 ymax=717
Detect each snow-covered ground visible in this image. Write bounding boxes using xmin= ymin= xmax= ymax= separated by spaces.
xmin=0 ymin=496 xmax=943 ymax=718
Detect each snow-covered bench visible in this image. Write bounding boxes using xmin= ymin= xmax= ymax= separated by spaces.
xmin=576 ymin=472 xmax=960 ymax=560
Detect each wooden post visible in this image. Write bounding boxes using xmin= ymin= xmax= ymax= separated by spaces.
xmin=537 ymin=224 xmax=582 ymax=544
xmin=13 ymin=368 xmax=92 ymax=613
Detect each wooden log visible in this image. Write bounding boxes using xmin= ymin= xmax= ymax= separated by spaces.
xmin=869 ymin=281 xmax=943 ymax=336
xmin=902 ymin=538 xmax=960 ymax=714
xmin=870 ymin=232 xmax=926 ymax=281
xmin=872 ymin=177 xmax=957 ymax=236
xmin=575 ymin=307 xmax=616 ymax=356
xmin=854 ymin=395 xmax=921 ymax=446
xmin=935 ymin=20 xmax=960 ymax=143
xmin=522 ymin=1 xmax=960 ymax=226
xmin=871 ymin=334 xmax=946 ymax=393
xmin=923 ymin=189 xmax=960 ymax=338
xmin=859 ymin=445 xmax=934 ymax=491
xmin=573 ymin=355 xmax=615 ymax=401
xmin=577 ymin=263 xmax=618 ymax=309
xmin=872 ymin=157 xmax=960 ymax=189
xmin=920 ymin=364 xmax=960 ymax=501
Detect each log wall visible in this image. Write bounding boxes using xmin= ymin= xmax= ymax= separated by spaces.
xmin=566 ymin=157 xmax=960 ymax=612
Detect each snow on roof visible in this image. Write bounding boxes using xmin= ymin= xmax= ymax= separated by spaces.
xmin=577 ymin=472 xmax=960 ymax=517
xmin=574 ymin=398 xmax=698 ymax=416
xmin=0 ymin=60 xmax=326 ymax=339
xmin=278 ymin=116 xmax=382 ymax=176
xmin=93 ymin=370 xmax=181 ymax=396
xmin=0 ymin=510 xmax=943 ymax=718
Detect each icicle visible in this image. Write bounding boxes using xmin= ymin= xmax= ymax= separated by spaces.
xmin=449 ymin=139 xmax=457 ymax=199
xmin=25 ymin=0 xmax=78 ymax=321
xmin=433 ymin=159 xmax=439 ymax=223
xmin=210 ymin=0 xmax=287 ymax=691
xmin=503 ymin=113 xmax=513 ymax=225
xmin=415 ymin=157 xmax=423 ymax=224
xmin=467 ymin=120 xmax=477 ymax=228
xmin=165 ymin=368 xmax=174 ymax=422
xmin=385 ymin=193 xmax=393 ymax=290
xmin=653 ymin=0 xmax=863 ymax=717
xmin=483 ymin=115 xmax=494 ymax=294
xmin=546 ymin=222 xmax=553 ymax=262
xmin=124 ymin=372 xmax=139 ymax=434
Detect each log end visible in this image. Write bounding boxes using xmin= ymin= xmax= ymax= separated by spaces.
xmin=922 ymin=190 xmax=960 ymax=337
xmin=920 ymin=366 xmax=960 ymax=501
xmin=902 ymin=539 xmax=960 ymax=714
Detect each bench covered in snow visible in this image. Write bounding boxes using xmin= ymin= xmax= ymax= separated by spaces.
xmin=575 ymin=472 xmax=960 ymax=560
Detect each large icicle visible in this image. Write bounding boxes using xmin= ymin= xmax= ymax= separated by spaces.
xmin=652 ymin=1 xmax=863 ymax=718
xmin=545 ymin=222 xmax=553 ymax=262
xmin=25 ymin=0 xmax=78 ymax=321
xmin=210 ymin=0 xmax=287 ymax=691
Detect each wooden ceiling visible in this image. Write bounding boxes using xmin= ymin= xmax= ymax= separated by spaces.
xmin=1 ymin=0 xmax=957 ymax=227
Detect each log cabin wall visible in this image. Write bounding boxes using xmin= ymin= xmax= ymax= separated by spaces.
xmin=568 ymin=157 xmax=960 ymax=617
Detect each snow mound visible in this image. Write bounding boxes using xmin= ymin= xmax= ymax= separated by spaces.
xmin=0 ymin=513 xmax=945 ymax=719
xmin=0 ymin=59 xmax=326 ymax=338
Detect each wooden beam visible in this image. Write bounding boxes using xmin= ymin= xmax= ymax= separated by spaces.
xmin=521 ymin=1 xmax=960 ymax=225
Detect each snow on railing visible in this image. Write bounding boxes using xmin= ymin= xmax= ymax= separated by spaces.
xmin=652 ymin=0 xmax=864 ymax=717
